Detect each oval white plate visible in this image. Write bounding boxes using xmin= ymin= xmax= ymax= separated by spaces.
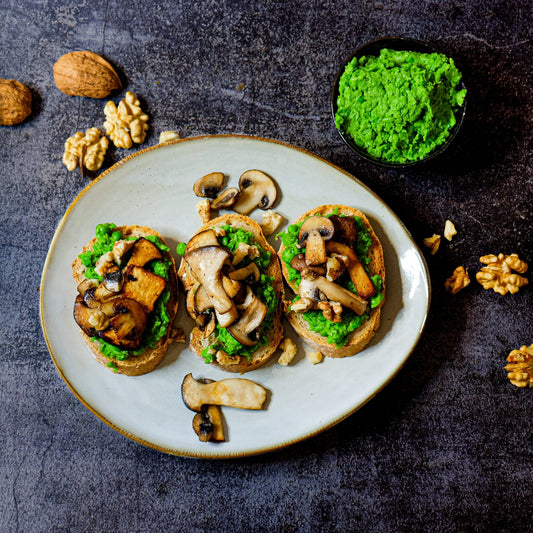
xmin=40 ymin=135 xmax=430 ymax=458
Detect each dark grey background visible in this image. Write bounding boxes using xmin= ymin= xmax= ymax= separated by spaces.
xmin=1 ymin=1 xmax=532 ymax=531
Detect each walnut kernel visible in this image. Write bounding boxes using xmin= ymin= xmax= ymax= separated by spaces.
xmin=103 ymin=91 xmax=149 ymax=148
xmin=277 ymin=338 xmax=297 ymax=366
xmin=307 ymin=351 xmax=324 ymax=365
xmin=423 ymin=234 xmax=441 ymax=255
xmin=476 ymin=253 xmax=529 ymax=295
xmin=159 ymin=130 xmax=180 ymax=143
xmin=63 ymin=127 xmax=109 ymax=173
xmin=445 ymin=266 xmax=470 ymax=294
xmin=444 ymin=220 xmax=457 ymax=241
xmin=505 ymin=344 xmax=533 ymax=388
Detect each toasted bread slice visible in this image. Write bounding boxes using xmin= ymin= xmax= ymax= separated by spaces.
xmin=278 ymin=205 xmax=385 ymax=358
xmin=72 ymin=225 xmax=178 ymax=376
xmin=178 ymin=214 xmax=284 ymax=373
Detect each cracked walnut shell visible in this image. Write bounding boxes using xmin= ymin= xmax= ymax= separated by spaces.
xmin=103 ymin=91 xmax=149 ymax=148
xmin=63 ymin=127 xmax=108 ymax=173
xmin=505 ymin=344 xmax=533 ymax=388
xmin=475 ymin=253 xmax=528 ymax=295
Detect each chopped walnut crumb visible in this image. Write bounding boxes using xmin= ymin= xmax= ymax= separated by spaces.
xmin=445 ymin=266 xmax=470 ymax=294
xmin=444 ymin=219 xmax=457 ymax=241
xmin=159 ymin=130 xmax=180 ymax=143
xmin=195 ymin=198 xmax=211 ymax=223
xmin=307 ymin=351 xmax=324 ymax=365
xmin=505 ymin=344 xmax=533 ymax=388
xmin=278 ymin=338 xmax=297 ymax=366
xmin=261 ymin=210 xmax=284 ymax=236
xmin=423 ymin=234 xmax=441 ymax=255
xmin=476 ymin=253 xmax=529 ymax=295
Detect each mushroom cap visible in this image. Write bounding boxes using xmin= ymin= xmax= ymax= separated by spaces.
xmin=298 ymin=216 xmax=335 ymax=245
xmin=233 ymin=169 xmax=277 ymax=215
xmin=211 ymin=187 xmax=239 ymax=210
xmin=193 ymin=172 xmax=225 ymax=198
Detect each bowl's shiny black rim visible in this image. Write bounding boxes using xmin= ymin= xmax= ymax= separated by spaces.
xmin=331 ymin=36 xmax=467 ymax=169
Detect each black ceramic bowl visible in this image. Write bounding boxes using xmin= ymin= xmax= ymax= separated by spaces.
xmin=331 ymin=37 xmax=467 ymax=169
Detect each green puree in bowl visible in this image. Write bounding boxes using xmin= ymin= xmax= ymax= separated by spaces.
xmin=335 ymin=48 xmax=466 ymax=164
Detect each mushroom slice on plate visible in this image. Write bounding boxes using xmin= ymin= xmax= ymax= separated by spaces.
xmin=192 ymin=405 xmax=225 ymax=442
xmin=227 ymin=289 xmax=267 ymax=346
xmin=184 ymin=228 xmax=220 ymax=254
xmin=326 ymin=241 xmax=376 ymax=299
xmin=211 ymin=187 xmax=240 ymax=210
xmin=193 ymin=172 xmax=225 ymax=199
xmin=181 ymin=373 xmax=267 ymax=412
xmin=232 ymin=169 xmax=277 ymax=215
xmin=184 ymin=245 xmax=235 ymax=315
xmin=299 ymin=216 xmax=335 ymax=265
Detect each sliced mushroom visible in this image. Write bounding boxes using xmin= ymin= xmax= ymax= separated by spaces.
xmin=310 ymin=274 xmax=368 ymax=316
xmin=326 ymin=241 xmax=375 ymax=299
xmin=126 ymin=237 xmax=163 ymax=268
xmin=222 ymin=276 xmax=243 ymax=298
xmin=109 ymin=297 xmax=147 ymax=340
xmin=192 ymin=404 xmax=225 ymax=442
xmin=77 ymin=278 xmax=99 ymax=297
xmin=232 ymin=169 xmax=277 ymax=215
xmin=228 ymin=262 xmax=260 ymax=283
xmin=203 ymin=311 xmax=217 ymax=337
xmin=181 ymin=373 xmax=267 ymax=412
xmin=289 ymin=253 xmax=327 ymax=276
xmin=227 ymin=289 xmax=267 ymax=346
xmin=73 ymin=295 xmax=99 ymax=336
xmin=184 ymin=245 xmax=235 ymax=315
xmin=211 ymin=187 xmax=239 ymax=210
xmin=193 ymin=172 xmax=225 ymax=198
xmin=329 ymin=215 xmax=357 ymax=248
xmin=102 ymin=267 xmax=123 ymax=292
xmin=185 ymin=229 xmax=220 ymax=254
xmin=299 ymin=216 xmax=335 ymax=265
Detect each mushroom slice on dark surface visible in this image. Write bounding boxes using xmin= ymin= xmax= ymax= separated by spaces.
xmin=193 ymin=172 xmax=225 ymax=198
xmin=184 ymin=245 xmax=235 ymax=315
xmin=211 ymin=187 xmax=239 ymax=210
xmin=232 ymin=169 xmax=277 ymax=215
xmin=326 ymin=241 xmax=376 ymax=300
xmin=181 ymin=373 xmax=267 ymax=412
xmin=299 ymin=216 xmax=335 ymax=265
xmin=227 ymin=289 xmax=267 ymax=346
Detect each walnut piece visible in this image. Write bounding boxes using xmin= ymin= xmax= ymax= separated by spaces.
xmin=216 ymin=350 xmax=241 ymax=366
xmin=423 ymin=234 xmax=441 ymax=255
xmin=445 ymin=266 xmax=470 ymax=294
xmin=0 ymin=79 xmax=32 ymax=126
xmin=505 ymin=344 xmax=533 ymax=388
xmin=277 ymin=338 xmax=297 ymax=366
xmin=103 ymin=91 xmax=149 ymax=148
xmin=307 ymin=351 xmax=324 ymax=365
xmin=159 ymin=130 xmax=180 ymax=143
xmin=444 ymin=219 xmax=457 ymax=241
xmin=260 ymin=210 xmax=284 ymax=236
xmin=63 ymin=127 xmax=109 ymax=173
xmin=475 ymin=253 xmax=529 ymax=295
xmin=195 ymin=198 xmax=211 ymax=223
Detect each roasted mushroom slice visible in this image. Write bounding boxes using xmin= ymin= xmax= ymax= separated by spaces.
xmin=227 ymin=290 xmax=267 ymax=346
xmin=192 ymin=404 xmax=225 ymax=442
xmin=227 ymin=262 xmax=260 ymax=284
xmin=326 ymin=241 xmax=376 ymax=299
xmin=181 ymin=373 xmax=267 ymax=411
xmin=211 ymin=187 xmax=239 ymax=210
xmin=74 ymin=295 xmax=102 ymax=336
xmin=299 ymin=216 xmax=335 ymax=266
xmin=102 ymin=266 xmax=123 ymax=293
xmin=184 ymin=245 xmax=235 ymax=315
xmin=109 ymin=297 xmax=147 ymax=340
xmin=311 ymin=275 xmax=368 ymax=316
xmin=184 ymin=228 xmax=220 ymax=254
xmin=126 ymin=237 xmax=163 ymax=268
xmin=121 ymin=265 xmax=166 ymax=312
xmin=193 ymin=172 xmax=225 ymax=198
xmin=232 ymin=169 xmax=277 ymax=215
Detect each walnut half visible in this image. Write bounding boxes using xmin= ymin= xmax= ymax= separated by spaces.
xmin=505 ymin=344 xmax=533 ymax=388
xmin=476 ymin=253 xmax=529 ymax=295
xmin=445 ymin=266 xmax=470 ymax=294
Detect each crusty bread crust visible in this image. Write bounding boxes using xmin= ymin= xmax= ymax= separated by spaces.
xmin=72 ymin=225 xmax=179 ymax=376
xmin=278 ymin=205 xmax=385 ymax=358
xmin=178 ymin=214 xmax=284 ymax=373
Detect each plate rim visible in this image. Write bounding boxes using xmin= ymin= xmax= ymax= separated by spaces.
xmin=40 ymin=134 xmax=431 ymax=458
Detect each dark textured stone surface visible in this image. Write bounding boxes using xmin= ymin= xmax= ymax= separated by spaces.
xmin=1 ymin=1 xmax=531 ymax=531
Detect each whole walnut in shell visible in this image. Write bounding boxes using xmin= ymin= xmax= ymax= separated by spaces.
xmin=0 ymin=79 xmax=32 ymax=126
xmin=53 ymin=51 xmax=121 ymax=98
